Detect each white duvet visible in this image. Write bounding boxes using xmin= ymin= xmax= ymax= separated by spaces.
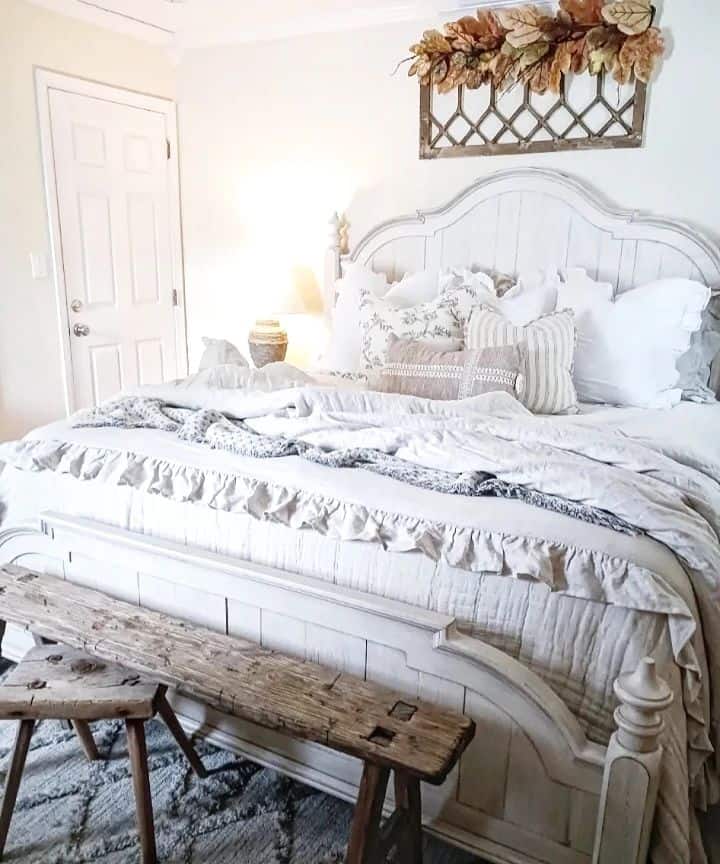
xmin=1 ymin=376 xmax=719 ymax=863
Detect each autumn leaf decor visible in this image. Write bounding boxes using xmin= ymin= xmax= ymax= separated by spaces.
xmin=407 ymin=0 xmax=664 ymax=95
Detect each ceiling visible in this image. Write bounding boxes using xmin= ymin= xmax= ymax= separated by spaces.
xmin=28 ymin=0 xmax=521 ymax=48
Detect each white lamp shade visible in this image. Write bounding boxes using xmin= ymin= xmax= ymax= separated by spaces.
xmin=271 ymin=266 xmax=323 ymax=316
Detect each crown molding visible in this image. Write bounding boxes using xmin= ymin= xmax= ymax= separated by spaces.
xmin=178 ymin=1 xmax=540 ymax=49
xmin=25 ymin=0 xmax=556 ymax=51
xmin=25 ymin=0 xmax=178 ymax=44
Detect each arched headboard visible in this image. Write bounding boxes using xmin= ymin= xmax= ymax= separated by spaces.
xmin=325 ymin=168 xmax=720 ymax=391
xmin=327 ymin=167 xmax=720 ymax=300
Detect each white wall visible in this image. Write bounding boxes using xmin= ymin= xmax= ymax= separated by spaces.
xmin=0 ymin=0 xmax=176 ymax=440
xmin=177 ymin=1 xmax=720 ymax=368
xmin=3 ymin=1 xmax=718 ymax=435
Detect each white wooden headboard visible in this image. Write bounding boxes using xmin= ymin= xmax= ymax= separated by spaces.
xmin=325 ymin=167 xmax=720 ymax=388
xmin=327 ymin=168 xmax=720 ymax=293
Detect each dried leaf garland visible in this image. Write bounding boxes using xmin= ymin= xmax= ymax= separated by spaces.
xmin=601 ymin=0 xmax=654 ymax=35
xmin=406 ymin=1 xmax=664 ymax=95
xmin=496 ymin=6 xmax=551 ymax=48
xmin=558 ymin=0 xmax=605 ymax=27
xmin=616 ymin=27 xmax=665 ymax=82
xmin=446 ymin=11 xmax=505 ymax=51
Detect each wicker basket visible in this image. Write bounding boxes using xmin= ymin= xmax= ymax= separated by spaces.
xmin=248 ymin=319 xmax=288 ymax=367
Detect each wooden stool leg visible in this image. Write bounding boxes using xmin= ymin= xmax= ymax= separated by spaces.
xmin=346 ymin=763 xmax=390 ymax=864
xmin=393 ymin=771 xmax=423 ymax=863
xmin=156 ymin=691 xmax=207 ymax=778
xmin=126 ymin=720 xmax=157 ymax=864
xmin=72 ymin=720 xmax=101 ymax=762
xmin=0 ymin=719 xmax=35 ymax=860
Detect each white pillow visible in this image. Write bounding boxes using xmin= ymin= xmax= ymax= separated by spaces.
xmin=498 ymin=269 xmax=560 ymax=325
xmin=383 ymin=269 xmax=440 ymax=308
xmin=558 ymin=269 xmax=710 ymax=408
xmin=466 ymin=306 xmax=578 ymax=414
xmin=185 ymin=362 xmax=313 ymax=391
xmin=198 ymin=338 xmax=248 ymax=371
xmin=441 ymin=268 xmax=560 ymax=326
xmin=359 ymin=283 xmax=481 ymax=369
xmin=324 ymin=263 xmax=389 ymax=372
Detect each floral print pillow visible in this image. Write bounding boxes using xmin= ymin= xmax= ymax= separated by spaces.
xmin=358 ymin=280 xmax=489 ymax=370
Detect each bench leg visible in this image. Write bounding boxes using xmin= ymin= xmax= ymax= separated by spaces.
xmin=156 ymin=691 xmax=207 ymax=778
xmin=346 ymin=763 xmax=390 ymax=864
xmin=126 ymin=720 xmax=157 ymax=864
xmin=393 ymin=772 xmax=423 ymax=864
xmin=0 ymin=719 xmax=35 ymax=860
xmin=72 ymin=720 xmax=101 ymax=762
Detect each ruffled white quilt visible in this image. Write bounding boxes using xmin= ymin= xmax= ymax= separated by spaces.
xmin=1 ymin=377 xmax=719 ymax=863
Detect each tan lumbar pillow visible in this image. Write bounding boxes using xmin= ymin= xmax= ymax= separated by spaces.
xmin=372 ymin=337 xmax=525 ymax=401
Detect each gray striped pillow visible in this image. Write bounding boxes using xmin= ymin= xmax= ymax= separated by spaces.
xmin=465 ymin=307 xmax=578 ymax=414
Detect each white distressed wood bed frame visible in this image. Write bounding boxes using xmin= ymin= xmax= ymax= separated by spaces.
xmin=2 ymin=169 xmax=719 ymax=864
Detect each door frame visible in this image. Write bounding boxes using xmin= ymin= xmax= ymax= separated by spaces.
xmin=35 ymin=68 xmax=188 ymax=415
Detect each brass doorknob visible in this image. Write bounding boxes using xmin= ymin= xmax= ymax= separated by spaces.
xmin=73 ymin=323 xmax=90 ymax=337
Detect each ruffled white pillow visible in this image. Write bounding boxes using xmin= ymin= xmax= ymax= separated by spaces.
xmin=382 ymin=269 xmax=441 ymax=308
xmin=559 ymin=269 xmax=710 ymax=408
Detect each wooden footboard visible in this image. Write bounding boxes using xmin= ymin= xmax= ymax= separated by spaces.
xmin=0 ymin=513 xmax=671 ymax=864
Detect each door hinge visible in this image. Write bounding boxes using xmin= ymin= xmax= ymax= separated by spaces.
xmin=166 ymin=138 xmax=171 ymax=160
xmin=172 ymin=289 xmax=179 ymax=306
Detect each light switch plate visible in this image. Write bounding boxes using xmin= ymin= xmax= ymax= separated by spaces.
xmin=30 ymin=252 xmax=49 ymax=280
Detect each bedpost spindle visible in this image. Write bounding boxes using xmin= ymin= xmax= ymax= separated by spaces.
xmin=324 ymin=211 xmax=344 ymax=318
xmin=593 ymin=657 xmax=673 ymax=864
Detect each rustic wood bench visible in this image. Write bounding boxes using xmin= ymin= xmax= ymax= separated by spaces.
xmin=0 ymin=565 xmax=475 ymax=863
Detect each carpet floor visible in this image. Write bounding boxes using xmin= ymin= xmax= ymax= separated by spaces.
xmin=0 ymin=714 xmax=482 ymax=863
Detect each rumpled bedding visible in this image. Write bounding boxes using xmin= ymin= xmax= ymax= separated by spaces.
xmin=1 ymin=377 xmax=719 ymax=864
xmin=70 ymin=393 xmax=637 ymax=534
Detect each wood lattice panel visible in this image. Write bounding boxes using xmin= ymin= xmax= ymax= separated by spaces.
xmin=420 ymin=71 xmax=646 ymax=159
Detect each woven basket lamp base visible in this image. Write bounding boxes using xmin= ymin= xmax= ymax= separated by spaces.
xmin=249 ymin=319 xmax=288 ymax=368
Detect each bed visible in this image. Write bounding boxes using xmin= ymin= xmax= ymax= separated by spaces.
xmin=1 ymin=168 xmax=719 ymax=864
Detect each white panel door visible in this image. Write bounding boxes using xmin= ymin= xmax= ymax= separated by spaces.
xmin=49 ymin=89 xmax=181 ymax=409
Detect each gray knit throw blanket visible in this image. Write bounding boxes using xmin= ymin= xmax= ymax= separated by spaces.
xmin=75 ymin=396 xmax=638 ymax=536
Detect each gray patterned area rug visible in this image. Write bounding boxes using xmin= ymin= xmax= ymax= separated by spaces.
xmin=0 ymin=714 xmax=481 ymax=863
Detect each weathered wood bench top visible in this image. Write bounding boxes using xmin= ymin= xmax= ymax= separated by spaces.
xmin=0 ymin=566 xmax=474 ymax=785
xmin=0 ymin=644 xmax=161 ymax=720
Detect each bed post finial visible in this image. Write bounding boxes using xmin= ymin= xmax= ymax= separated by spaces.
xmin=328 ymin=212 xmax=349 ymax=256
xmin=592 ymin=657 xmax=673 ymax=864
xmin=324 ymin=212 xmax=349 ymax=319
xmin=329 ymin=212 xmax=341 ymax=253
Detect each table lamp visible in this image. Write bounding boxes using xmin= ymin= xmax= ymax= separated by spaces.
xmin=248 ymin=266 xmax=323 ymax=367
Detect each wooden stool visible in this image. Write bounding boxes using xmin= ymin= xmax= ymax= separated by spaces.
xmin=0 ymin=645 xmax=207 ymax=863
